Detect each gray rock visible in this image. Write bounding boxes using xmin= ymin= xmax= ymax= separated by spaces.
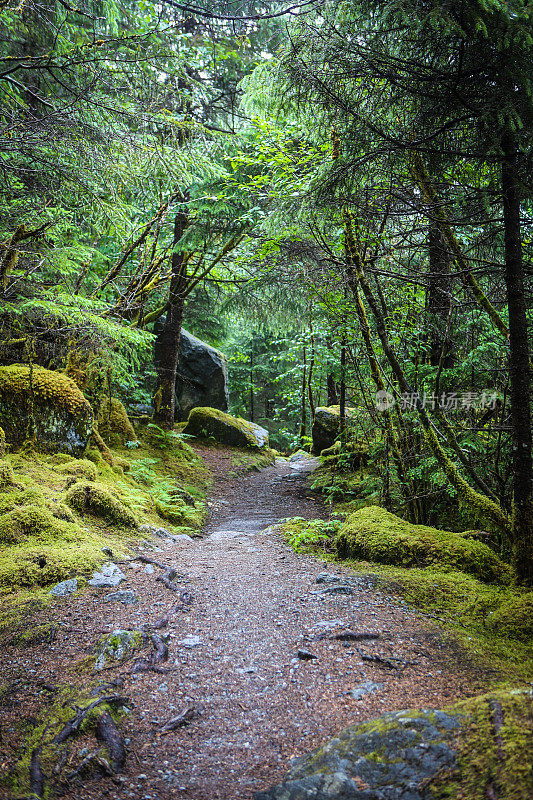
xmin=297 ymin=649 xmax=318 ymax=661
xmin=178 ymin=634 xmax=202 ymax=648
xmin=94 ymin=629 xmax=142 ymax=670
xmin=316 ymin=573 xmax=342 ymax=584
xmin=312 ymin=406 xmax=355 ymax=454
xmin=254 ymin=707 xmax=462 ymax=800
xmin=175 ymin=329 xmax=229 ymax=421
xmin=88 ymin=562 xmax=126 ymax=588
xmin=144 ymin=563 xmax=155 ymax=574
xmin=321 ymin=585 xmax=355 ymax=596
xmin=104 ymin=590 xmax=138 ymax=605
xmin=0 ymin=365 xmax=93 ymax=456
xmin=140 ymin=523 xmax=194 ymax=543
xmin=153 ymin=324 xmax=229 ymax=421
xmin=49 ymin=578 xmax=78 ymax=597
xmin=349 ymin=680 xmax=383 ymax=700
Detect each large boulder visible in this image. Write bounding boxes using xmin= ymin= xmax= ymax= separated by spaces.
xmin=255 ymin=690 xmax=533 ymax=800
xmin=183 ymin=407 xmax=269 ymax=449
xmin=153 ymin=323 xmax=229 ymax=421
xmin=312 ymin=405 xmax=357 ymax=454
xmin=335 ymin=505 xmax=510 ymax=583
xmin=0 ymin=365 xmax=93 ymax=455
xmin=176 ymin=329 xmax=229 ymax=420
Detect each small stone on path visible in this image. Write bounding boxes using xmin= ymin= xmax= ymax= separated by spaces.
xmin=104 ymin=590 xmax=138 ymax=605
xmin=49 ymin=578 xmax=78 ymax=597
xmin=88 ymin=562 xmax=126 ymax=588
xmin=178 ymin=635 xmax=202 ymax=648
xmin=349 ymin=680 xmax=384 ymax=700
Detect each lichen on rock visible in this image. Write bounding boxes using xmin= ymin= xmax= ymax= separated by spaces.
xmin=0 ymin=364 xmax=93 ymax=455
xmin=336 ymin=505 xmax=511 ymax=584
xmin=183 ymin=406 xmax=269 ymax=449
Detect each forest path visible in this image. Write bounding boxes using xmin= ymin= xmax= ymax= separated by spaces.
xmin=1 ymin=450 xmax=486 ymax=800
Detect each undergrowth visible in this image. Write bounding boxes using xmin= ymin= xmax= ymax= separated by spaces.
xmin=0 ymin=423 xmax=211 ymax=641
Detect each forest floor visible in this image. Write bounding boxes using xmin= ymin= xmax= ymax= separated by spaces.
xmin=0 ymin=446 xmax=490 ymax=800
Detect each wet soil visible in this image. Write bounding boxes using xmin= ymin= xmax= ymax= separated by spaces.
xmin=0 ymin=449 xmax=488 ymax=800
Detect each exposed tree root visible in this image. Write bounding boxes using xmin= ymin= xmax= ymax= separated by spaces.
xmin=96 ymin=711 xmax=126 ymax=773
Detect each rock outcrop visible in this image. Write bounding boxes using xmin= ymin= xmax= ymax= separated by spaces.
xmin=175 ymin=329 xmax=229 ymax=420
xmin=255 ymin=689 xmax=533 ymax=800
xmin=311 ymin=405 xmax=357 ymax=454
xmin=0 ymin=364 xmax=93 ymax=455
xmin=183 ymin=407 xmax=269 ymax=449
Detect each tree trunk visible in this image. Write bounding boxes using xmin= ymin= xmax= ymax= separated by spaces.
xmin=249 ymin=339 xmax=255 ymax=423
xmin=299 ymin=345 xmax=307 ymax=444
xmin=339 ymin=337 xmax=346 ymax=436
xmin=501 ymin=133 xmax=533 ymax=583
xmin=427 ymin=224 xmax=452 ymax=369
xmin=152 ymin=208 xmax=188 ymax=429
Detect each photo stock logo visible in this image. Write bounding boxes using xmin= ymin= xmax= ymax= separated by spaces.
xmin=374 ymin=390 xmax=395 ymax=411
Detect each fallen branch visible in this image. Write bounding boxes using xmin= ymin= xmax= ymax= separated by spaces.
xmin=160 ymin=706 xmax=201 ymax=734
xmin=357 ymin=650 xmax=418 ymax=670
xmin=156 ymin=567 xmax=180 ymax=592
xmin=134 ymin=554 xmax=166 ymax=569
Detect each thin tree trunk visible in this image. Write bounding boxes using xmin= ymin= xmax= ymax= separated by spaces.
xmin=427 ymin=224 xmax=452 ymax=369
xmin=152 ymin=208 xmax=188 ymax=429
xmin=249 ymin=339 xmax=255 ymax=423
xmin=339 ymin=336 xmax=346 ymax=436
xmin=299 ymin=345 xmax=307 ymax=444
xmin=501 ymin=133 xmax=533 ymax=583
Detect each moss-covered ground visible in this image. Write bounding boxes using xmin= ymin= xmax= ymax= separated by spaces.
xmin=277 ymin=461 xmax=533 ymax=686
xmin=0 ymin=423 xmax=211 ymax=643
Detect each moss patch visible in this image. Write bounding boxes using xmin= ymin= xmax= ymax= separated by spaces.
xmin=98 ymin=397 xmax=137 ymax=446
xmin=336 ymin=505 xmax=511 ymax=584
xmin=0 ymin=364 xmax=93 ymax=455
xmin=183 ymin=406 xmax=269 ymax=449
xmin=56 ymin=457 xmax=98 ymax=482
xmin=430 ymin=688 xmax=533 ymax=800
xmin=66 ymin=481 xmax=138 ymax=527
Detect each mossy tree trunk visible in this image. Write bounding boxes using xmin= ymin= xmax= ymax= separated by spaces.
xmin=427 ymin=224 xmax=453 ymax=370
xmin=153 ymin=207 xmax=189 ymax=430
xmin=344 ymin=212 xmax=511 ymax=539
xmin=501 ymin=132 xmax=533 ymax=584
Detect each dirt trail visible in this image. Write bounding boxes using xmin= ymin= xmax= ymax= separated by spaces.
xmin=0 ymin=452 xmax=486 ymax=800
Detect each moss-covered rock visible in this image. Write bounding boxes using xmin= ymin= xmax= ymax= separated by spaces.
xmin=56 ymin=457 xmax=98 ymax=482
xmin=486 ymin=592 xmax=533 ymax=642
xmin=0 ymin=504 xmax=60 ymax=544
xmin=311 ymin=405 xmax=357 ymax=454
xmin=65 ymin=480 xmax=137 ymax=527
xmin=183 ymin=406 xmax=269 ymax=449
xmin=255 ymin=689 xmax=533 ymax=800
xmin=98 ymin=397 xmax=137 ymax=446
xmin=336 ymin=506 xmax=511 ymax=583
xmin=0 ymin=364 xmax=93 ymax=455
xmin=94 ymin=629 xmax=143 ymax=670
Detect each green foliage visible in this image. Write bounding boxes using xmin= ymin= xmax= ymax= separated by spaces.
xmin=276 ymin=516 xmax=340 ymax=553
